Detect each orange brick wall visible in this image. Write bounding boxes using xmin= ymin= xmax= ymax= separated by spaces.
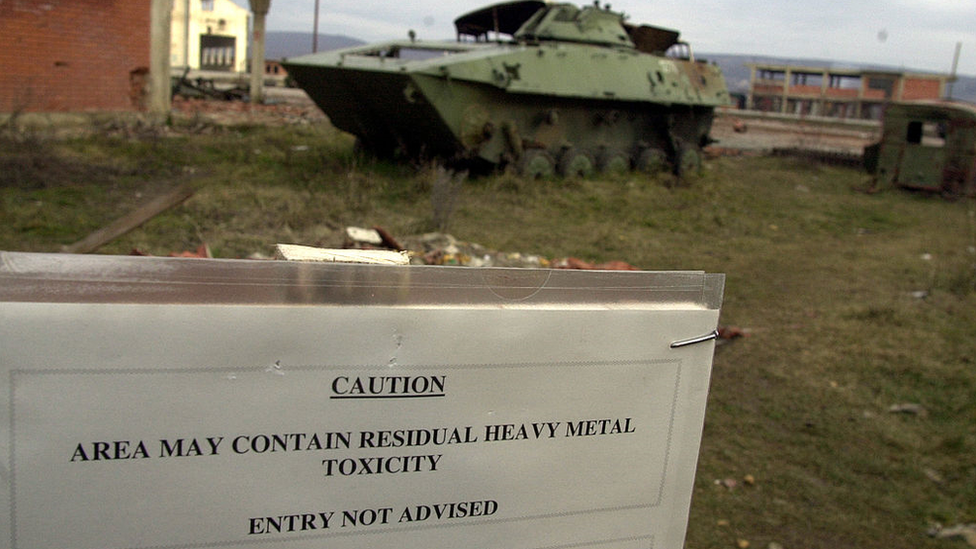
xmin=0 ymin=0 xmax=151 ymax=112
xmin=900 ymin=77 xmax=943 ymax=101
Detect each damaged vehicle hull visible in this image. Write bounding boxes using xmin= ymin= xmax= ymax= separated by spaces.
xmin=283 ymin=1 xmax=730 ymax=177
xmin=865 ymin=100 xmax=976 ymax=198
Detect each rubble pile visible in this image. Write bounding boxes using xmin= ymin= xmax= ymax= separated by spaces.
xmin=333 ymin=228 xmax=639 ymax=270
xmin=398 ymin=232 xmax=550 ymax=269
xmin=171 ymin=95 xmax=326 ymax=128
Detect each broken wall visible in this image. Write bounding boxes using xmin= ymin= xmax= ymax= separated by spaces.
xmin=0 ymin=0 xmax=152 ymax=113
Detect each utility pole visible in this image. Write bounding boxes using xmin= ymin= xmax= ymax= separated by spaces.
xmin=313 ymin=0 xmax=320 ymax=53
xmin=947 ymin=42 xmax=962 ymax=99
xmin=249 ymin=0 xmax=272 ymax=104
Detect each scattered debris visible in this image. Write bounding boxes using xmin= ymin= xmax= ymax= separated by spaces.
xmin=169 ymin=244 xmax=212 ymax=258
xmin=716 ymin=478 xmax=738 ymax=490
xmin=171 ymin=68 xmax=248 ymax=102
xmin=372 ymin=225 xmax=404 ymax=251
xmin=714 ymin=474 xmax=756 ymax=491
xmin=923 ymin=467 xmax=945 ymax=484
xmin=288 ymin=229 xmax=653 ymax=272
xmin=344 ymin=226 xmax=384 ymax=247
xmin=552 ymin=257 xmax=639 ymax=270
xmin=398 ymin=232 xmax=551 ymax=268
xmin=718 ymin=326 xmax=751 ymax=340
xmin=887 ymin=403 xmax=928 ymax=417
xmin=129 ymin=244 xmax=211 ymax=258
xmin=274 ymin=243 xmax=409 ymax=265
xmin=736 ymin=539 xmax=751 ymax=549
xmin=929 ymin=523 xmax=976 ymax=547
xmin=715 ymin=326 xmax=752 ymax=348
xmin=171 ymin=94 xmax=326 ymax=128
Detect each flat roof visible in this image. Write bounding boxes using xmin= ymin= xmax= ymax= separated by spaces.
xmin=746 ymin=63 xmax=952 ymax=80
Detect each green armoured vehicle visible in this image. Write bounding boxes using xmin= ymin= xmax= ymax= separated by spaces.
xmin=283 ymin=0 xmax=730 ymax=177
xmin=864 ymin=101 xmax=976 ymax=198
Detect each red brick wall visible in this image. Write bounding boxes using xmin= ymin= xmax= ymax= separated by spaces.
xmin=900 ymin=77 xmax=943 ymax=101
xmin=0 ymin=0 xmax=151 ymax=112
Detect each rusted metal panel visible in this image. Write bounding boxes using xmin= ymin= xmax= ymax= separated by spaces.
xmin=865 ymin=100 xmax=976 ymax=198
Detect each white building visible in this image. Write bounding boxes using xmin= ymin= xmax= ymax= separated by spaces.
xmin=171 ymin=0 xmax=249 ymax=72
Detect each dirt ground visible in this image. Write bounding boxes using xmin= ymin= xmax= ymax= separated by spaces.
xmin=709 ymin=110 xmax=881 ymax=155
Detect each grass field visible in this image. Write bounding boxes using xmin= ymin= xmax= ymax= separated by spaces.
xmin=2 ymin=118 xmax=975 ymax=548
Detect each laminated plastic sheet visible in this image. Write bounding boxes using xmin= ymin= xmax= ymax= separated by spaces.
xmin=0 ymin=251 xmax=724 ymax=549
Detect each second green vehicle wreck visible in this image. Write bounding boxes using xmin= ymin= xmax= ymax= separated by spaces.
xmin=864 ymin=100 xmax=976 ymax=198
xmin=283 ymin=1 xmax=730 ymax=177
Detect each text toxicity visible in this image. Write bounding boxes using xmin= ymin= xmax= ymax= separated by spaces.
xmin=331 ymin=375 xmax=446 ymax=399
xmin=321 ymin=454 xmax=442 ymax=476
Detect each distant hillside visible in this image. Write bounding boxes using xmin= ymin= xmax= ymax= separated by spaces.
xmin=266 ymin=32 xmax=364 ymax=60
xmin=702 ymin=52 xmax=976 ymax=103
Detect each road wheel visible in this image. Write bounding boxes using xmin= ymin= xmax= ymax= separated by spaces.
xmin=518 ymin=149 xmax=555 ymax=179
xmin=676 ymin=145 xmax=702 ymax=178
xmin=557 ymin=148 xmax=595 ymax=178
xmin=636 ymin=148 xmax=669 ymax=174
xmin=598 ymin=149 xmax=631 ymax=175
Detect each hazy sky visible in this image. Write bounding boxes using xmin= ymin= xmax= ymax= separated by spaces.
xmin=231 ymin=0 xmax=976 ymax=76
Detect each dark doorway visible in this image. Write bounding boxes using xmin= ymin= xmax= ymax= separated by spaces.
xmin=200 ymin=35 xmax=235 ymax=71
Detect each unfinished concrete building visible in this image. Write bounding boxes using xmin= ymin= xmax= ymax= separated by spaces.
xmin=746 ymin=63 xmax=954 ymax=120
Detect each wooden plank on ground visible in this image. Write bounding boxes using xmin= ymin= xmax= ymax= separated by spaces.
xmin=62 ymin=183 xmax=196 ymax=254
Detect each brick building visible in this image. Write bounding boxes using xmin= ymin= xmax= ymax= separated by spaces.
xmin=746 ymin=63 xmax=954 ymax=120
xmin=0 ymin=0 xmax=170 ymax=113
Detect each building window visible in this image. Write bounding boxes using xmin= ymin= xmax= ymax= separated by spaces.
xmin=201 ymin=0 xmax=214 ymax=11
xmin=907 ymin=120 xmax=946 ymax=147
xmin=906 ymin=121 xmax=923 ymax=144
xmin=200 ymin=35 xmax=236 ymax=71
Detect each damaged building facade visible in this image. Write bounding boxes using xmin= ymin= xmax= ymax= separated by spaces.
xmin=0 ymin=0 xmax=171 ymax=113
xmin=170 ymin=0 xmax=250 ymax=73
xmin=746 ymin=63 xmax=954 ymax=120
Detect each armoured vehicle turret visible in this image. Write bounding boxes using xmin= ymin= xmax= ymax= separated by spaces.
xmin=282 ymin=1 xmax=730 ymax=177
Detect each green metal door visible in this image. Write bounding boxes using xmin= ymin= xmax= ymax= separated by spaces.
xmin=895 ymin=120 xmax=946 ymax=191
